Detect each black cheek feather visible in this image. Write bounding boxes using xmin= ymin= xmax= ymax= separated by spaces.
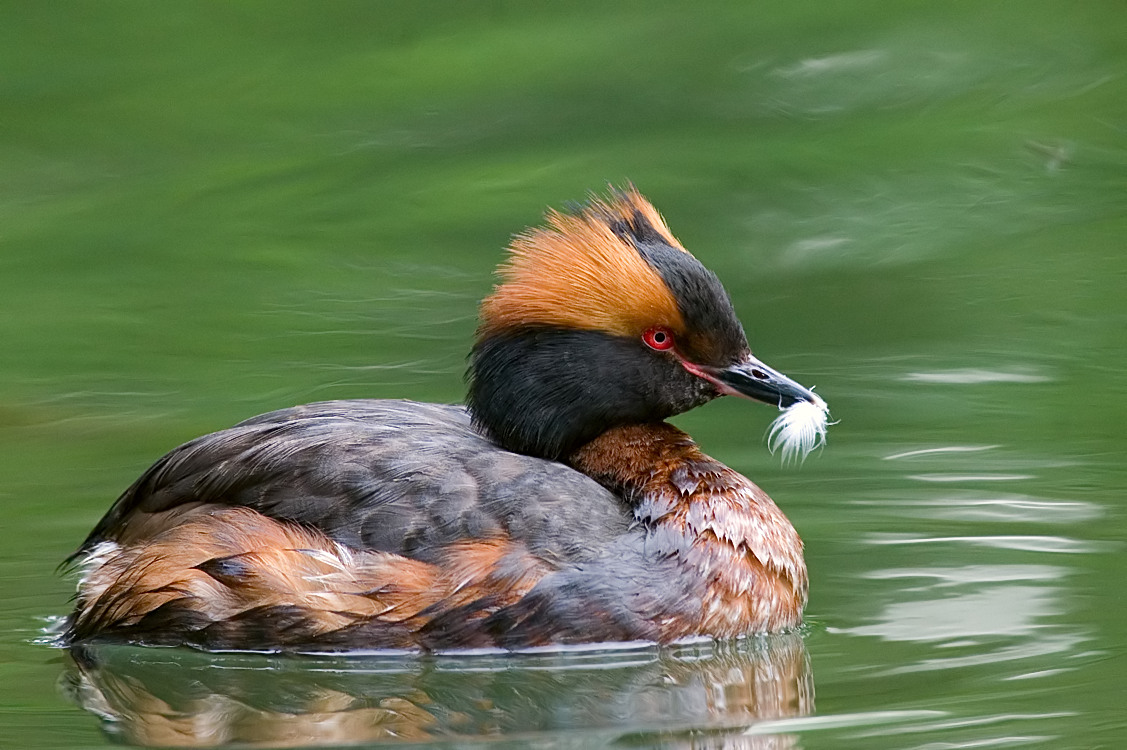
xmin=468 ymin=328 xmax=716 ymax=461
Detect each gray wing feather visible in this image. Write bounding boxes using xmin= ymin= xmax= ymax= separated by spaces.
xmin=80 ymin=400 xmax=630 ymax=564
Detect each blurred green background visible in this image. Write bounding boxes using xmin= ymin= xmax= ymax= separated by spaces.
xmin=2 ymin=2 xmax=1125 ymax=747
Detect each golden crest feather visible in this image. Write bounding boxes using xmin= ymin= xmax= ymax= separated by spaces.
xmin=479 ymin=188 xmax=690 ymax=338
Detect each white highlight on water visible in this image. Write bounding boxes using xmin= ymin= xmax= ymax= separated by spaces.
xmin=768 ymin=399 xmax=830 ymax=464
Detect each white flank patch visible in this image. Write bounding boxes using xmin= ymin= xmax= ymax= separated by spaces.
xmin=768 ymin=399 xmax=830 ymax=464
xmin=76 ymin=541 xmax=120 ymax=584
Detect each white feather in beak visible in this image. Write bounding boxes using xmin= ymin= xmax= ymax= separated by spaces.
xmin=768 ymin=397 xmax=830 ymax=464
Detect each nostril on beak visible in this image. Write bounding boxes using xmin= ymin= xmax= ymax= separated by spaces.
xmin=751 ymin=369 xmax=768 ymax=380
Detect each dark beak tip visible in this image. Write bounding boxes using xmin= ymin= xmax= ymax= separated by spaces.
xmin=712 ymin=356 xmax=823 ymax=411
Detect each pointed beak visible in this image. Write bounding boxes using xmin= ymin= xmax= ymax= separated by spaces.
xmin=691 ymin=353 xmax=825 ymax=410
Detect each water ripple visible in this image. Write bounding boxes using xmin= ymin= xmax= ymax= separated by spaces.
xmin=885 ymin=445 xmax=1000 ymax=460
xmin=908 ymin=474 xmax=1033 ymax=483
xmin=837 ymin=586 xmax=1060 ymax=641
xmin=876 ymin=632 xmax=1086 ymax=675
xmin=858 ymin=494 xmax=1103 ymax=524
xmin=862 ymin=565 xmax=1066 ymax=586
xmin=864 ymin=534 xmax=1104 ymax=554
xmin=902 ymin=368 xmax=1051 ymax=384
xmin=745 ymin=709 xmax=945 ymax=734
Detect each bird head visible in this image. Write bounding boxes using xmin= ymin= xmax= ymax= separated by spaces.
xmin=468 ymin=187 xmax=824 ymax=460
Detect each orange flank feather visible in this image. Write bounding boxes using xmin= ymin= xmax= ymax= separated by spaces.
xmin=479 ymin=188 xmax=689 ymax=339
xmin=71 ymin=507 xmax=552 ymax=649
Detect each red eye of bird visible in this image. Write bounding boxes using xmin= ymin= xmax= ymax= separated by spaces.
xmin=642 ymin=326 xmax=675 ymax=351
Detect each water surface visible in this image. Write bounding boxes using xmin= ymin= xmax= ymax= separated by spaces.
xmin=2 ymin=2 xmax=1125 ymax=748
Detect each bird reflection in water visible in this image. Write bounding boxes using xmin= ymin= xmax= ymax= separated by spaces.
xmin=62 ymin=635 xmax=812 ymax=748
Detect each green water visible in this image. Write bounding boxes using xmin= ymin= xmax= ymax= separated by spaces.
xmin=3 ymin=2 xmax=1125 ymax=747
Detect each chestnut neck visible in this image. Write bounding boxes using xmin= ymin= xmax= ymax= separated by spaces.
xmin=569 ymin=422 xmax=808 ymax=636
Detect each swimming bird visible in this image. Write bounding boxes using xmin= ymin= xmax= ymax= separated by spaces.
xmin=63 ymin=188 xmax=829 ymax=651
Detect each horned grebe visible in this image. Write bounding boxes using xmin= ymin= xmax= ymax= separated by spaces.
xmin=64 ymin=188 xmax=829 ymax=651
